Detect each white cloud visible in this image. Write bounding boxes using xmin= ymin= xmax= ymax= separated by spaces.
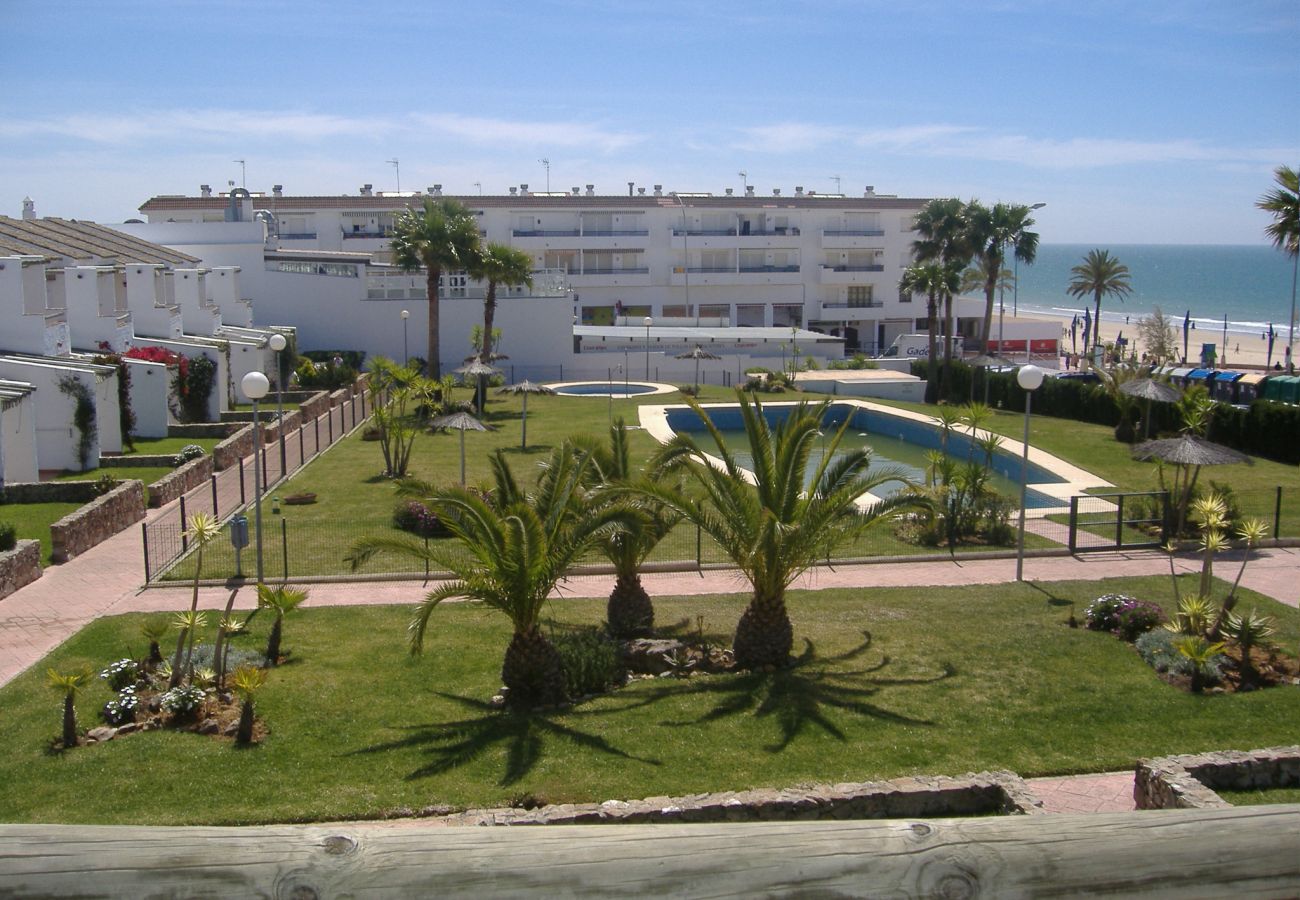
xmin=409 ymin=114 xmax=643 ymax=154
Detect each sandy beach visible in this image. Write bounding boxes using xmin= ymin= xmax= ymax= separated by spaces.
xmin=1009 ymin=309 xmax=1289 ymax=371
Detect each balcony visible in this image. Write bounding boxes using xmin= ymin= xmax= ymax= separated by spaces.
xmin=739 ymin=265 xmax=801 ymax=274
xmin=579 ymin=267 xmax=650 ymax=276
xmin=822 ymin=228 xmax=885 ymax=237
xmin=279 ymin=232 xmax=318 ymax=240
xmin=512 ymin=229 xmax=581 ymax=237
xmin=580 ymin=229 xmax=649 ymax=237
xmin=820 ymin=264 xmax=884 ymax=285
xmin=825 ymin=264 xmax=884 ymax=272
xmin=343 ymin=230 xmax=394 ymax=240
xmin=672 ymin=228 xmax=737 ymax=236
xmin=821 ymin=300 xmax=884 ymax=309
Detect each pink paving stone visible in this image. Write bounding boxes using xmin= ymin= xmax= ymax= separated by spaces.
xmin=1026 ymin=773 xmax=1137 ymax=814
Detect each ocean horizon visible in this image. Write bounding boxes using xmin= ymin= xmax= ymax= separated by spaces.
xmin=1009 ymin=244 xmax=1298 ymax=340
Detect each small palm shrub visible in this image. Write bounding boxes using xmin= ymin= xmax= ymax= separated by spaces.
xmin=1221 ymin=608 xmax=1276 ymax=683
xmin=0 ymin=522 xmax=16 ymax=552
xmin=98 ymin=658 xmax=139 ymax=691
xmin=102 ymin=686 xmax=139 ymax=726
xmin=140 ymin=618 xmax=168 ymax=667
xmin=1136 ymin=630 xmax=1229 ymax=685
xmin=1166 ymin=595 xmax=1217 ymax=636
xmin=159 ymin=684 xmax=206 ymax=720
xmin=172 ymin=444 xmax=206 ymax=467
xmin=1174 ymin=636 xmax=1228 ymax=693
xmin=231 ymin=665 xmax=267 ymax=744
xmin=257 ymin=583 xmax=310 ymax=664
xmin=47 ymin=668 xmax=92 ymax=748
xmin=553 ymin=627 xmax=621 ymax=698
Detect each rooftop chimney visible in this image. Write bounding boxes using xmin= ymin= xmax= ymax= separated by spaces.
xmin=360 ymin=184 xmax=373 ymax=196
xmin=745 ymin=185 xmax=755 ymax=197
xmin=520 ymin=184 xmax=529 ymax=195
xmin=864 ymin=185 xmax=875 ymax=197
xmin=585 ymin=184 xmax=595 ymax=196
xmin=653 ymin=184 xmax=663 ymax=197
xmin=572 ymin=187 xmax=580 ymax=195
xmin=725 ymin=188 xmax=734 ymax=196
xmin=795 ymin=186 xmax=804 ymax=196
xmin=272 ymin=184 xmax=283 ymax=198
xmin=200 ymin=184 xmax=212 ymax=198
xmin=432 ymin=184 xmax=443 ymax=197
xmin=21 ymin=197 xmax=35 ymax=220
xmin=637 ymin=187 xmax=646 ymax=195
xmin=772 ymin=188 xmax=781 ymax=196
xmin=509 ymin=187 xmax=518 ymax=196
xmin=627 ymin=181 xmax=635 ymax=197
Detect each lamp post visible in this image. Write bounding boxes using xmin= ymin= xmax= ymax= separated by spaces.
xmin=1015 ymin=364 xmax=1045 ymax=582
xmin=400 ymin=309 xmax=410 ymax=366
xmin=643 ymin=316 xmax=653 ymax=380
xmin=268 ymin=333 xmax=287 ymax=480
xmin=241 ymin=370 xmax=270 ymax=584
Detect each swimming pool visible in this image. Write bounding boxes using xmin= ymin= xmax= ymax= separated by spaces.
xmin=642 ymin=400 xmax=1109 ymax=513
xmin=550 ymin=381 xmax=675 ymax=397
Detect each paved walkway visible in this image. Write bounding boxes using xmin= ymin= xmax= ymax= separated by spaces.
xmin=2 ymin=409 xmax=1297 ymax=815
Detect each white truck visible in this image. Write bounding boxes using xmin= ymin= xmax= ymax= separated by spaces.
xmin=878 ymin=334 xmax=963 ymax=359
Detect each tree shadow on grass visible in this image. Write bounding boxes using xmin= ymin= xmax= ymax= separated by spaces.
xmin=347 ymin=692 xmax=663 ymax=786
xmin=1025 ymin=582 xmax=1074 ymax=608
xmin=650 ymin=632 xmax=955 ymax=753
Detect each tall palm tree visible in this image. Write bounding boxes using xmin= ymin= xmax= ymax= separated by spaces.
xmin=346 ymin=447 xmax=628 ymax=708
xmin=966 ymin=201 xmax=1040 ymax=351
xmin=571 ymin=419 xmax=680 ymax=638
xmin=1256 ymin=165 xmax=1299 ymax=370
xmin=1067 ymin=249 xmax=1132 ymax=350
xmin=468 ymin=243 xmax=534 ymax=364
xmin=390 ymin=198 xmax=482 ymax=378
xmin=640 ymin=391 xmax=916 ymax=669
xmin=900 ymin=262 xmax=962 ymax=404
xmin=912 ymin=198 xmax=974 ymax=399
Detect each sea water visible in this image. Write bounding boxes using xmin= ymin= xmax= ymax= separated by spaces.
xmin=1011 ymin=244 xmax=1297 ymax=340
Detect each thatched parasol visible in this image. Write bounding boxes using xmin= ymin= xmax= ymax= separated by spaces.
xmin=968 ymin=354 xmax=1008 ymax=405
xmin=1132 ymin=434 xmax=1251 ymax=535
xmin=454 ymin=360 xmax=502 ymax=415
xmin=675 ymin=345 xmax=722 ymax=394
xmin=496 ymin=380 xmax=556 ymax=449
xmin=431 ymin=411 xmax=493 ymax=485
xmin=1120 ymin=378 xmax=1182 ymax=439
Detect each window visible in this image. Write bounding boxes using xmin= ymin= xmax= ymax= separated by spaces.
xmin=847 ymin=286 xmax=875 ymax=307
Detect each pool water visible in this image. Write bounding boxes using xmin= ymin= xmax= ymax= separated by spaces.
xmin=554 ymin=382 xmax=659 ymax=396
xmin=666 ymin=404 xmax=1063 ymax=508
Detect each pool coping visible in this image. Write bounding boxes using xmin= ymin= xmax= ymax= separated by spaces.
xmin=547 ymin=380 xmax=679 ymax=398
xmin=638 ymin=398 xmax=1113 ymax=517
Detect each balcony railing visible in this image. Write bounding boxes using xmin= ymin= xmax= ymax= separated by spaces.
xmin=685 ymin=266 xmax=739 ymax=273
xmin=738 ymin=265 xmax=801 ymax=273
xmin=580 ymin=229 xmax=649 ymax=237
xmin=823 ymin=264 xmax=885 ymax=272
xmin=670 ymin=228 xmax=803 ymax=237
xmin=513 ymin=229 xmax=581 ymax=237
xmin=279 ymin=232 xmax=318 ymax=240
xmin=575 ymin=267 xmax=650 ymax=276
xmin=822 ymin=228 xmax=885 ymax=237
xmin=672 ymin=228 xmax=737 ymax=236
xmin=821 ymin=300 xmax=884 ymax=309
xmin=343 ymin=230 xmax=394 ymax=240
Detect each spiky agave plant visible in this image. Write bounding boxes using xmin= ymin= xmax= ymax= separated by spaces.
xmin=1174 ymin=636 xmax=1226 ymax=693
xmin=47 ymin=668 xmax=92 ymax=748
xmin=231 ymin=665 xmax=268 ymax=744
xmin=169 ymin=609 xmax=207 ymax=687
xmin=169 ymin=512 xmax=221 ymax=688
xmin=1208 ymin=518 xmax=1269 ymax=640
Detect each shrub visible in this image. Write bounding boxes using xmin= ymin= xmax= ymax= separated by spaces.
xmin=99 ymin=658 xmax=140 ymax=691
xmin=1084 ymin=594 xmax=1136 ymax=633
xmin=393 ymin=500 xmax=444 ymax=538
xmin=159 ymin=684 xmax=206 ymax=718
xmin=1135 ymin=629 xmax=1227 ymax=682
xmin=1114 ymin=599 xmax=1166 ymax=641
xmin=553 ymin=627 xmax=621 ymax=698
xmin=172 ymin=444 xmax=206 ymax=467
xmin=188 ymin=643 xmax=264 ymax=674
xmin=102 ymin=686 xmax=138 ymax=726
xmin=92 ymin=472 xmax=120 ymax=496
xmin=0 ymin=522 xmax=15 ymax=553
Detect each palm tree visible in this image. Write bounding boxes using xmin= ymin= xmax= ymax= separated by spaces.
xmin=912 ymin=198 xmax=974 ymax=400
xmin=1256 ymin=165 xmax=1299 ymax=370
xmin=169 ymin=511 xmax=220 ymax=688
xmin=899 ymin=262 xmax=961 ymax=404
xmin=390 ymin=198 xmax=482 ymax=378
xmin=346 ymin=447 xmax=629 ymax=708
xmin=468 ymin=243 xmax=534 ymax=364
xmin=641 ymin=391 xmax=916 ymax=669
xmin=47 ymin=668 xmax=92 ymax=748
xmin=258 ymin=583 xmax=310 ymax=665
xmin=231 ymin=665 xmax=268 ymax=745
xmin=966 ymin=201 xmax=1040 ymax=351
xmin=1067 ymin=249 xmax=1132 ymax=349
xmin=572 ymin=419 xmax=680 ymax=638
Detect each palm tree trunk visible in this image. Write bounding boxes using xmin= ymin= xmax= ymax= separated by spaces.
xmin=981 ymin=274 xmax=997 ymax=353
xmin=501 ymin=626 xmax=568 ymax=708
xmin=427 ymin=265 xmax=441 ymax=378
xmin=607 ymin=573 xmax=654 ymax=638
xmin=925 ymin=294 xmax=940 ymax=404
xmin=236 ymin=698 xmax=256 ymax=744
xmin=168 ymin=628 xmax=188 ymax=689
xmin=62 ymin=695 xmax=78 ymax=747
xmin=733 ymin=592 xmax=793 ymax=669
xmin=481 ymin=282 xmax=498 ymax=364
xmin=265 ymin=615 xmax=284 ymax=665
xmin=1093 ymin=293 xmax=1103 ymax=350
xmin=941 ymin=291 xmax=955 ymax=400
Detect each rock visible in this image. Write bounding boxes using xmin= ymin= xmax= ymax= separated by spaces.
xmin=115 ymin=722 xmax=139 ymax=735
xmin=86 ymin=726 xmax=117 ymax=743
xmin=222 ymin=721 xmax=240 ymax=736
xmin=197 ymin=718 xmax=220 ymax=735
xmin=620 ymin=638 xmax=687 ymax=674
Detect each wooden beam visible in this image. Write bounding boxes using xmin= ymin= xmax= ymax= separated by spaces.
xmin=2 ymin=806 xmax=1298 ymax=897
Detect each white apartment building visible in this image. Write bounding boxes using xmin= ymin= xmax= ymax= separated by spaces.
xmin=139 ymin=182 xmax=979 ymax=356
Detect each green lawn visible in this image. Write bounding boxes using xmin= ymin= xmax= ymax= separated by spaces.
xmin=2 ymin=574 xmax=1296 ymax=826
xmin=122 ymin=436 xmax=222 ymax=457
xmin=0 ymin=501 xmax=85 ymax=564
xmin=1218 ymin=787 xmax=1300 ymax=806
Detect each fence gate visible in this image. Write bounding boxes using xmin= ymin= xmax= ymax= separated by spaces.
xmin=1068 ymin=491 xmax=1168 ymax=553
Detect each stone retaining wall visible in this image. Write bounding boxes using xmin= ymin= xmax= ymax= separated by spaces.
xmin=260 ymin=409 xmax=302 ymax=445
xmin=100 ymin=455 xmax=175 ymax=468
xmin=168 ymin=423 xmax=239 ymax=439
xmin=213 ymin=425 xmax=254 ymax=471
xmin=145 ymin=456 xmax=214 ymax=509
xmin=0 ymin=540 xmax=42 ymax=601
xmin=298 ymin=391 xmax=330 ymax=423
xmin=50 ymin=480 xmax=146 ymax=563
xmin=1 ymin=482 xmax=101 ymax=504
xmin=1135 ymin=746 xmax=1300 ymax=810
xmin=424 ymin=772 xmax=1046 ymax=827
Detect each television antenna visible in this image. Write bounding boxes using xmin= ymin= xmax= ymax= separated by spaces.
xmin=539 ymin=158 xmax=550 ymax=194
xmin=233 ymin=159 xmax=246 ymax=188
xmin=830 ymin=175 xmax=841 ymax=194
xmin=387 ymin=158 xmax=400 ymax=194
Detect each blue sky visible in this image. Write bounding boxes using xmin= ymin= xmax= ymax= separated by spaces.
xmin=3 ymin=0 xmax=1296 ymax=244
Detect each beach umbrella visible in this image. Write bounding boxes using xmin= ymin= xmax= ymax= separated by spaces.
xmin=1070 ymin=315 xmax=1079 ymax=358
xmin=1132 ymin=433 xmax=1251 ymax=535
xmin=431 ymin=411 xmax=493 ymax=486
xmin=455 ymin=360 xmax=502 ymax=416
xmin=675 ymin=344 xmax=722 ymax=393
xmin=495 ymin=380 xmax=556 ymax=450
xmin=1119 ymin=377 xmax=1181 ymax=439
xmin=1267 ymin=323 xmax=1276 ymax=368
xmin=1082 ymin=307 xmax=1092 ymax=355
xmin=968 ymin=353 xmax=1005 ymax=406
xmin=1183 ymin=310 xmax=1191 ymax=363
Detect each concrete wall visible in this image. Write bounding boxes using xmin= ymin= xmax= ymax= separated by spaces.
xmin=125 ymin=337 xmax=224 ymax=421
xmin=0 ymin=357 xmax=118 ymax=472
xmin=0 ymin=392 xmax=40 ymax=484
xmin=123 ymin=358 xmax=172 ymax=438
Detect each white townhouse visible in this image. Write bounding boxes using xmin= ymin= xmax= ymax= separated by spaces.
xmin=139 ymin=182 xmax=975 ymax=357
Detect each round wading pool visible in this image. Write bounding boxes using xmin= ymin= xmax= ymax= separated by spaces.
xmin=550 ymin=381 xmax=672 ymax=397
